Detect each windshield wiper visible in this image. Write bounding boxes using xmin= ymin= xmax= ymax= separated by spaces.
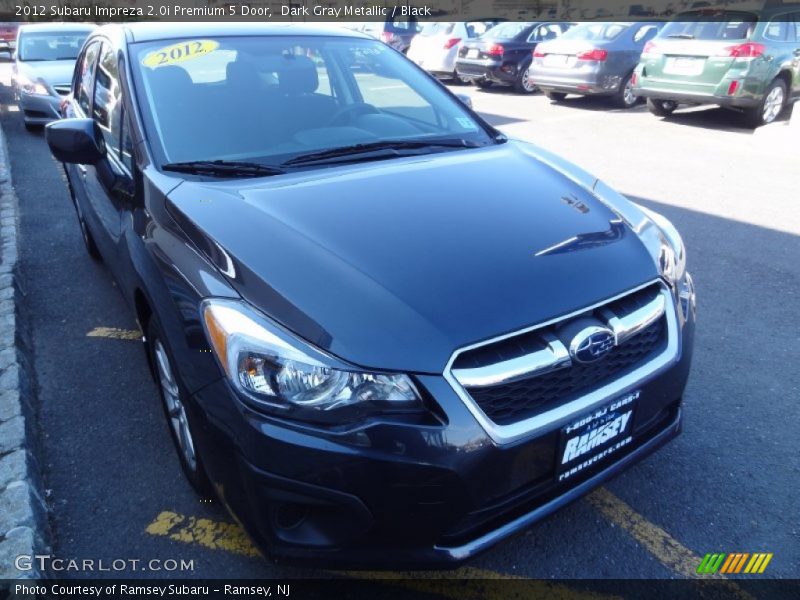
xmin=667 ymin=34 xmax=695 ymax=39
xmin=282 ymin=138 xmax=481 ymax=166
xmin=162 ymin=160 xmax=286 ymax=178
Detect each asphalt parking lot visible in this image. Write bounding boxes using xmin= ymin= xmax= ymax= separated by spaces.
xmin=1 ymin=60 xmax=798 ymax=588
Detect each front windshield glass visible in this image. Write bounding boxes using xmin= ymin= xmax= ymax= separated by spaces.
xmin=18 ymin=31 xmax=90 ymax=61
xmin=131 ymin=36 xmax=492 ymax=166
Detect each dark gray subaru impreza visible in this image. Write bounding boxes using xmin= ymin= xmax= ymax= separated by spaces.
xmin=46 ymin=22 xmax=696 ymax=568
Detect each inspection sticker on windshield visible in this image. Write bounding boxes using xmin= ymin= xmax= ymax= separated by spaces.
xmin=556 ymin=391 xmax=638 ymax=483
xmin=142 ymin=40 xmax=219 ymax=68
xmin=456 ymin=117 xmax=477 ymax=130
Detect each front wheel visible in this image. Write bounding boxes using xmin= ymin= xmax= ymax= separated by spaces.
xmin=148 ymin=320 xmax=212 ymax=496
xmin=612 ymin=73 xmax=639 ymax=109
xmin=647 ymin=98 xmax=678 ymax=117
xmin=743 ymin=79 xmax=786 ymax=128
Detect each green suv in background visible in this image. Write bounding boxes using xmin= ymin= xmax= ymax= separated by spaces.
xmin=634 ymin=6 xmax=800 ymax=127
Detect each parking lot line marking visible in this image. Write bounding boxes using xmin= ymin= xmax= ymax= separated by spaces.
xmin=145 ymin=511 xmax=618 ymax=598
xmin=586 ymin=488 xmax=756 ymax=600
xmin=86 ymin=326 xmax=141 ymax=341
xmin=145 ymin=511 xmax=261 ymax=558
xmin=347 ymin=570 xmax=621 ymax=600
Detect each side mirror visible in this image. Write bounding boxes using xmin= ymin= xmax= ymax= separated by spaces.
xmin=455 ymin=93 xmax=473 ymax=109
xmin=45 ymin=118 xmax=106 ymax=164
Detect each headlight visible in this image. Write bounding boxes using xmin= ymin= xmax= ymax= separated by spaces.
xmin=636 ymin=204 xmax=686 ymax=288
xmin=201 ymin=298 xmax=423 ymax=423
xmin=17 ymin=74 xmax=50 ymax=96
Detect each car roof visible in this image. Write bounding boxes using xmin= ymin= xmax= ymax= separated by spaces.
xmin=105 ymin=22 xmax=367 ymax=44
xmin=19 ymin=22 xmax=96 ymax=34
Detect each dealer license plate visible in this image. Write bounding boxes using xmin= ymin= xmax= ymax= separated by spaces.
xmin=556 ymin=391 xmax=638 ymax=483
xmin=664 ymin=56 xmax=705 ymax=76
xmin=543 ymin=54 xmax=569 ymax=67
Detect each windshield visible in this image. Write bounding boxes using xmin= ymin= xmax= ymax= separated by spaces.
xmin=660 ymin=12 xmax=757 ymax=41
xmin=481 ymin=22 xmax=532 ymax=40
xmin=131 ymin=36 xmax=492 ymax=166
xmin=18 ymin=31 xmax=90 ymax=61
xmin=560 ymin=22 xmax=629 ymax=41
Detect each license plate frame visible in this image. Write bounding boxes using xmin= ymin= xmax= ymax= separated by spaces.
xmin=467 ymin=48 xmax=480 ymax=59
xmin=556 ymin=391 xmax=639 ymax=483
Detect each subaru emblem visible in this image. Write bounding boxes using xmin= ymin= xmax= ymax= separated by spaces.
xmin=570 ymin=326 xmax=616 ymax=364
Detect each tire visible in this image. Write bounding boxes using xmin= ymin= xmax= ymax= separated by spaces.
xmin=68 ymin=185 xmax=103 ymax=261
xmin=612 ymin=73 xmax=638 ymax=109
xmin=544 ymin=91 xmax=567 ymax=102
xmin=647 ymin=98 xmax=678 ymax=117
xmin=742 ymin=78 xmax=786 ymax=128
xmin=514 ymin=64 xmax=537 ymax=94
xmin=451 ymin=70 xmax=469 ymax=85
xmin=475 ymin=80 xmax=493 ymax=89
xmin=147 ymin=319 xmax=212 ymax=497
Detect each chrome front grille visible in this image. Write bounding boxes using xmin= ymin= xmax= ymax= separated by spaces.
xmin=445 ymin=281 xmax=679 ymax=444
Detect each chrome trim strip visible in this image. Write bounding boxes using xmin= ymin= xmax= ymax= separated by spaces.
xmin=443 ymin=281 xmax=679 ymax=445
xmin=452 ymin=336 xmax=570 ymax=388
xmin=601 ymin=291 xmax=665 ymax=345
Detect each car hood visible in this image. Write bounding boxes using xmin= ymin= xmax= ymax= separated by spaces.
xmin=166 ymin=141 xmax=660 ymax=374
xmin=17 ymin=60 xmax=74 ymax=85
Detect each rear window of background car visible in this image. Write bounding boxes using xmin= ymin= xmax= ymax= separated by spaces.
xmin=481 ymin=22 xmax=532 ymax=39
xmin=560 ymin=23 xmax=628 ymax=41
xmin=660 ymin=12 xmax=758 ymax=40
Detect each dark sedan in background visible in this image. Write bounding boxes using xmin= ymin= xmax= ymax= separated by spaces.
xmin=46 ymin=22 xmax=695 ymax=568
xmin=456 ymin=21 xmax=573 ymax=93
xmin=531 ymin=21 xmax=662 ymax=107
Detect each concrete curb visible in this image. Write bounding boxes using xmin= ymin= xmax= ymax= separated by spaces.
xmin=0 ymin=121 xmax=51 ymax=578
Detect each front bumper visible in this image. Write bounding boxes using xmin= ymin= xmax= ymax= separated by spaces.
xmin=189 ymin=284 xmax=695 ymax=568
xmin=18 ymin=90 xmax=62 ymax=124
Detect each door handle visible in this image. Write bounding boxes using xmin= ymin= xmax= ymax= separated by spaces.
xmin=77 ymin=164 xmax=87 ymax=176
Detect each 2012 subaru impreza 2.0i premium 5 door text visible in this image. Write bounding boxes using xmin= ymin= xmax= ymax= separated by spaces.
xmin=46 ymin=23 xmax=696 ymax=568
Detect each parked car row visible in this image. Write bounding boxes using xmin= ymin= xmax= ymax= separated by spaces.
xmin=403 ymin=9 xmax=799 ymax=127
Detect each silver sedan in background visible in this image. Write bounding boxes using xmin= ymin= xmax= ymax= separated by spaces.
xmin=11 ymin=22 xmax=95 ymax=130
xmin=530 ymin=21 xmax=661 ymax=108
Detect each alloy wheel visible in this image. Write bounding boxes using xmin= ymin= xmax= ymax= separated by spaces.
xmin=521 ymin=68 xmax=536 ymax=93
xmin=154 ymin=339 xmax=197 ymax=471
xmin=762 ymin=86 xmax=784 ymax=124
xmin=623 ymin=79 xmax=637 ymax=107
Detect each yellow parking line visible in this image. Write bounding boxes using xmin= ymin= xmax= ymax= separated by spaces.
xmin=145 ymin=511 xmax=261 ymax=558
xmin=586 ymin=488 xmax=755 ymax=599
xmin=145 ymin=511 xmax=619 ymax=600
xmin=86 ymin=326 xmax=141 ymax=341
